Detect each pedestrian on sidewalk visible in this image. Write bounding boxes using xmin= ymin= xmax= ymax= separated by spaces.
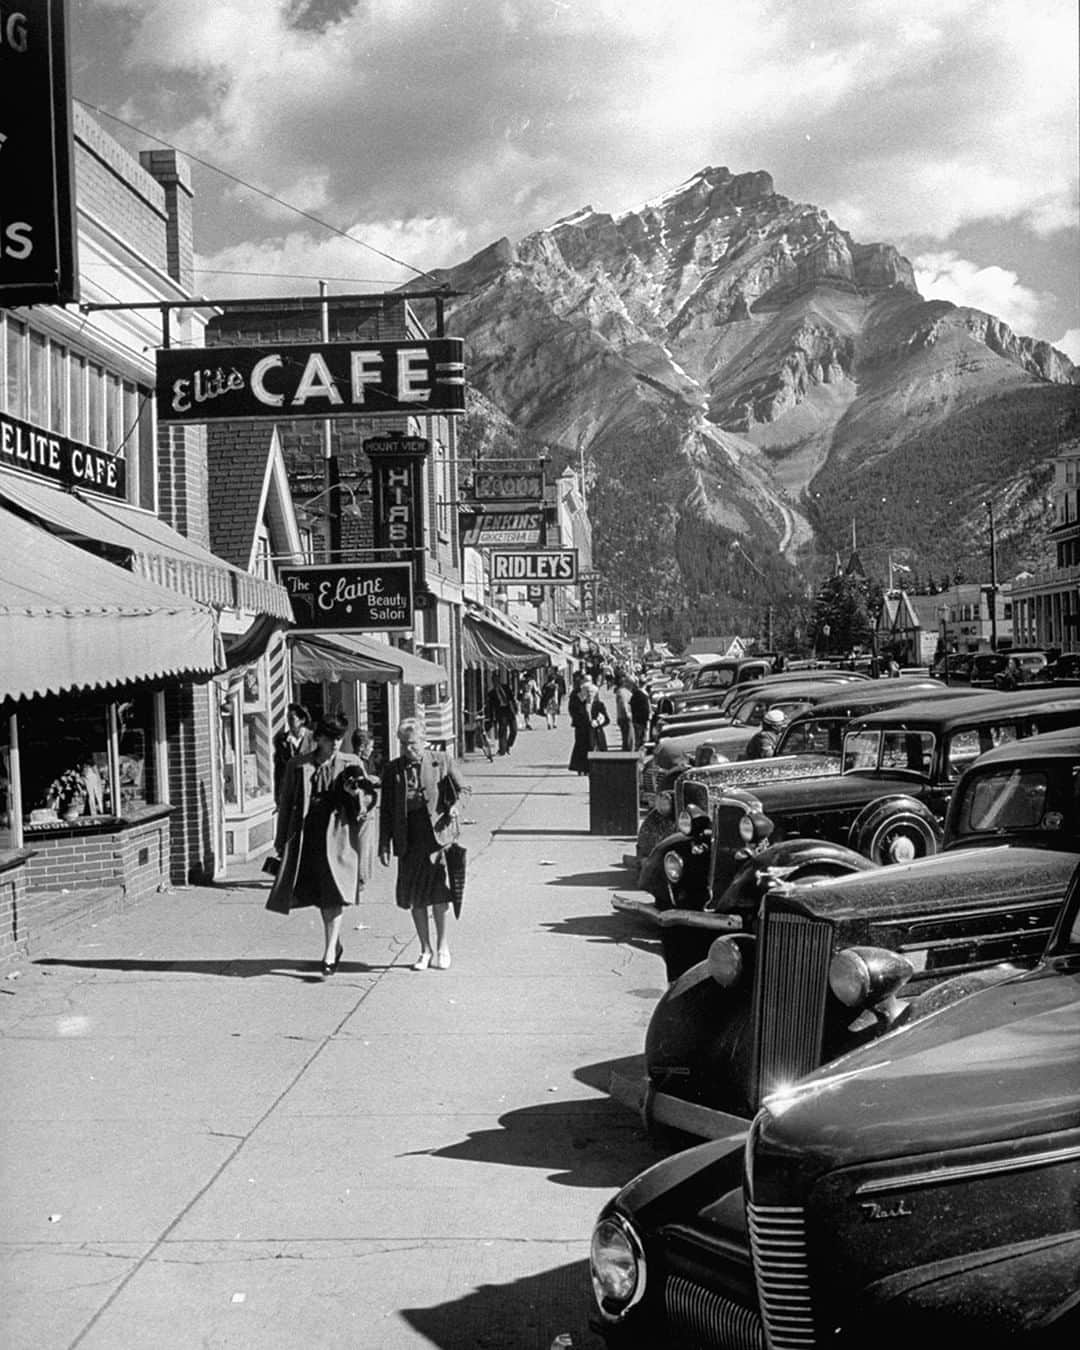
xmin=586 ymin=681 xmax=611 ymax=751
xmin=273 ymin=702 xmax=315 ymax=800
xmin=485 ymin=679 xmax=518 ymax=756
xmin=614 ymin=673 xmax=633 ymax=750
xmin=540 ymin=671 xmax=560 ymax=729
xmin=629 ymin=679 xmax=651 ymax=750
xmin=520 ymin=673 xmax=540 ymax=729
xmin=379 ymin=719 xmax=469 ymax=971
xmin=267 ymin=711 xmax=380 ymax=977
xmin=567 ymin=670 xmax=591 ymax=774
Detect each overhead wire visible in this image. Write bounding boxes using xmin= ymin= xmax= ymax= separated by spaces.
xmin=74 ymin=97 xmax=444 ymax=286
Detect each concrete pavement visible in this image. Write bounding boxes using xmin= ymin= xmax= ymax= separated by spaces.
xmin=0 ymin=721 xmax=668 ymax=1349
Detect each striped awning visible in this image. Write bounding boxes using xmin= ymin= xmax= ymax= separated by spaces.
xmin=1 ymin=507 xmax=221 ymax=701
xmin=0 ymin=467 xmax=293 ymax=620
xmin=462 ymin=614 xmax=548 ymax=671
xmin=289 ymin=633 xmax=447 ymax=686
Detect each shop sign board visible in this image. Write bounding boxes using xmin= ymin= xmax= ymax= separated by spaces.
xmin=156 ymin=338 xmax=465 ymax=424
xmin=0 ymin=410 xmax=125 ymax=498
xmin=490 ymin=549 xmax=578 ymax=584
xmin=279 ymin=562 xmax=413 ymax=632
xmin=469 ymin=468 xmax=544 ymax=501
xmin=461 ymin=510 xmax=543 ymax=547
xmin=363 ymin=434 xmax=429 ymax=595
xmin=0 ymin=0 xmax=78 ymax=305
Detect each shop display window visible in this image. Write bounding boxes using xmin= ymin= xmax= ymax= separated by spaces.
xmin=116 ymin=694 xmax=154 ymax=811
xmin=0 ymin=719 xmax=14 ymax=852
xmin=220 ymin=661 xmax=273 ymax=812
xmin=18 ymin=695 xmax=115 ymax=828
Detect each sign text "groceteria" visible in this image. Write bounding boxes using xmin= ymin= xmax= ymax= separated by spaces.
xmin=156 ymin=339 xmax=466 ymax=425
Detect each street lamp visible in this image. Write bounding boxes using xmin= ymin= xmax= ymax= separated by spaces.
xmin=294 ymin=481 xmax=368 ymax=562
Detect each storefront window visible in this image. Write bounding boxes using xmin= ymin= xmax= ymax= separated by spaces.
xmin=116 ymin=693 xmax=155 ymax=811
xmin=220 ymin=688 xmax=239 ymax=808
xmin=0 ymin=717 xmax=14 ymax=852
xmin=241 ymin=664 xmax=272 ymax=801
xmin=68 ymin=354 xmax=87 ymax=442
xmin=49 ymin=339 xmax=67 ymax=432
xmin=87 ymin=362 xmax=104 ymax=449
xmin=18 ymin=695 xmax=114 ymax=827
xmin=4 ymin=316 xmax=27 ymax=417
xmin=28 ymin=330 xmax=47 ymax=426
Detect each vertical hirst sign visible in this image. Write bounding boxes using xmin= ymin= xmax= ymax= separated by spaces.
xmin=0 ymin=0 xmax=78 ymax=305
xmin=364 ymin=434 xmax=430 ymax=596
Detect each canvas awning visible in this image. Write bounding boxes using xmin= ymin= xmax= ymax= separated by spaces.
xmin=0 ymin=468 xmax=293 ymax=619
xmin=288 ymin=632 xmax=447 ymax=686
xmin=461 ymin=614 xmax=548 ymax=671
xmin=1 ymin=507 xmax=222 ymax=702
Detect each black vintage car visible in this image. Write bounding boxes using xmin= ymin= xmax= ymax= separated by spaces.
xmin=634 ymin=728 xmax=1080 ymax=1141
xmin=632 ymin=679 xmax=952 ymax=875
xmin=590 ymin=855 xmax=1080 ymax=1347
xmin=640 ymin=688 xmax=1080 ymax=914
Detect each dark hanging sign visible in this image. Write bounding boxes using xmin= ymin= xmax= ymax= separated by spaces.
xmin=156 ymin=339 xmax=465 ymax=424
xmin=0 ymin=410 xmax=126 ymax=498
xmin=279 ymin=562 xmax=414 ymax=632
xmin=468 ymin=467 xmax=544 ymax=502
xmin=364 ymin=434 xmax=429 ymax=594
xmin=490 ymin=549 xmax=578 ymax=584
xmin=460 ymin=510 xmax=544 ymax=547
xmin=0 ymin=0 xmax=78 ymax=305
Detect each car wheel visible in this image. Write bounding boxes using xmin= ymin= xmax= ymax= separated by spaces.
xmin=866 ymin=814 xmax=938 ymax=864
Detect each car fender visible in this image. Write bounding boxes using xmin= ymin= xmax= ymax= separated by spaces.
xmin=898 ymin=962 xmax=1030 ymax=1026
xmin=712 ymin=837 xmax=878 ymax=911
xmin=849 ymin=794 xmax=943 ymax=865
xmin=639 ymin=830 xmax=699 ymax=908
xmin=851 ymin=1232 xmax=1080 ymax=1343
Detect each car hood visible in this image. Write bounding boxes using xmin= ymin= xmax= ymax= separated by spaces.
xmin=755 ymin=962 xmax=1080 ymax=1177
xmin=777 ymin=844 xmax=1077 ymax=923
xmin=751 ymin=769 xmax=930 ymax=814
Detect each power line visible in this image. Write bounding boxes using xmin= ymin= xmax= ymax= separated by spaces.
xmin=75 ymin=97 xmax=443 ymax=285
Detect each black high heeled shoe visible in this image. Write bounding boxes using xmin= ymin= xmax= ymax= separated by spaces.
xmin=321 ymin=940 xmax=344 ymax=978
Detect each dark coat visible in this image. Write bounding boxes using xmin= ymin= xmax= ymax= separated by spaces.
xmin=379 ymin=750 xmax=467 ymax=858
xmin=266 ymin=751 xmax=376 ymax=913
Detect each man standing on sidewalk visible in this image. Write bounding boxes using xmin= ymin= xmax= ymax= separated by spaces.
xmin=614 ymin=673 xmax=634 ymax=750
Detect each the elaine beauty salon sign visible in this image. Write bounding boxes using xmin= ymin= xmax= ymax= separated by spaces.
xmin=279 ymin=562 xmax=414 ymax=632
xmin=1 ymin=410 xmax=126 ymax=498
xmin=156 ymin=339 xmax=465 ymax=424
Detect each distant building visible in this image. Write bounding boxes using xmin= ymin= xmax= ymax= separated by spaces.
xmin=1010 ymin=442 xmax=1080 ymax=653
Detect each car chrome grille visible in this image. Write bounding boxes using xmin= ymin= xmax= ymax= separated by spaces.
xmin=750 ymin=906 xmax=832 ymax=1104
xmin=747 ymin=1203 xmax=815 ymax=1348
xmin=665 ymin=1274 xmax=764 ymax=1349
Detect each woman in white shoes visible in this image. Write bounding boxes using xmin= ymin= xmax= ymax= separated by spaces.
xmin=378 ymin=720 xmax=468 ymax=971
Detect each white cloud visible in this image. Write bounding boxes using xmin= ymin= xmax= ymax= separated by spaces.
xmin=1054 ymin=329 xmax=1080 ymax=363
xmin=913 ymin=251 xmax=1048 ymax=337
xmin=194 ymin=216 xmax=471 ymax=298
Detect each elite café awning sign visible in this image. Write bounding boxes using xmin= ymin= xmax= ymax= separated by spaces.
xmin=156 ymin=339 xmax=466 ymax=424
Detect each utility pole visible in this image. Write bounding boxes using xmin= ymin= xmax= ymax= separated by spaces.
xmin=985 ymin=499 xmax=998 ymax=651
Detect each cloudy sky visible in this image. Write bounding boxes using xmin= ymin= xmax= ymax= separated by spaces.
xmin=70 ymin=0 xmax=1079 ymax=359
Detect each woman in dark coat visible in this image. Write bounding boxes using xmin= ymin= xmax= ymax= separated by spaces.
xmin=379 ymin=719 xmax=469 ymax=971
xmin=272 ymin=703 xmax=315 ymax=800
xmin=267 ymin=712 xmax=378 ymax=976
xmin=567 ymin=673 xmax=591 ymax=775
xmin=585 ymin=681 xmax=610 ymax=751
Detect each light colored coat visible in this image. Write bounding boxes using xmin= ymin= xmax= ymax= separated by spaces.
xmin=266 ymin=751 xmax=375 ymax=913
xmin=379 ymin=750 xmax=467 ymax=857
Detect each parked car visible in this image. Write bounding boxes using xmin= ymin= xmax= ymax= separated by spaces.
xmin=639 ymin=688 xmax=1080 ymax=914
xmin=654 ymin=655 xmax=790 ymax=717
xmin=1036 ymin=651 xmax=1080 ymax=684
xmin=631 ymin=679 xmax=951 ymax=875
xmin=636 ymin=728 xmax=1080 ymax=1140
xmin=932 ymin=651 xmax=974 ymax=683
xmin=970 ymin=648 xmax=1050 ymax=688
xmin=590 ymin=852 xmax=1080 ymax=1348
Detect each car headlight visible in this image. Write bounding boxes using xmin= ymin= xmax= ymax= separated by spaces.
xmin=829 ymin=945 xmax=915 ymax=1010
xmin=662 ymin=850 xmax=685 ymax=882
xmin=655 ymin=790 xmax=674 ymax=818
xmin=590 ymin=1212 xmax=646 ymax=1319
xmin=707 ymin=935 xmax=743 ymax=988
xmin=676 ymin=809 xmax=692 ymax=834
xmin=737 ymin=814 xmax=755 ymax=843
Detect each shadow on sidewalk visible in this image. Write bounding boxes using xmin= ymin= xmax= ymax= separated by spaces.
xmin=540 ymin=913 xmax=660 ymax=958
xmin=33 ymin=956 xmax=399 ymax=980
xmin=401 ymin=1258 xmax=605 ymax=1350
xmin=544 ymin=867 xmax=629 ymax=888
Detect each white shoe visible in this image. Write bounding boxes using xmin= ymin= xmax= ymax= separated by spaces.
xmin=412 ymin=952 xmax=432 ymax=971
xmin=432 ymin=950 xmax=452 ymax=970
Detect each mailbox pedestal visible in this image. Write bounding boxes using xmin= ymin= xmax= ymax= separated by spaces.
xmin=588 ymin=752 xmax=641 ymax=836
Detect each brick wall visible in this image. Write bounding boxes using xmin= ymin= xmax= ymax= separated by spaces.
xmin=74 ymin=104 xmax=169 ymax=269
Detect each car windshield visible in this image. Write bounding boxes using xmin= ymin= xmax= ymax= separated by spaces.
xmin=843 ymin=728 xmax=936 ymax=774
xmin=778 ymin=717 xmax=844 ymax=755
xmin=953 ymin=763 xmax=1080 ymax=841
xmin=692 ymin=668 xmax=736 ymax=689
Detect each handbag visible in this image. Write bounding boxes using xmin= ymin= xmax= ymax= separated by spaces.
xmin=432 ymin=767 xmax=462 ymax=848
xmin=444 ymin=841 xmax=467 ymax=918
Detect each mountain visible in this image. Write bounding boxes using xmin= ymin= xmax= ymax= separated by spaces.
xmin=407 ymin=166 xmax=1079 ymax=642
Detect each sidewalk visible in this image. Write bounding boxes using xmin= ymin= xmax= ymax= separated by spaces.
xmin=0 ymin=723 xmax=666 ymax=1349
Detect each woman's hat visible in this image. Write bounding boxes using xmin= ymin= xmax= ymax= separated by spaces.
xmin=763 ymin=707 xmax=786 ymax=727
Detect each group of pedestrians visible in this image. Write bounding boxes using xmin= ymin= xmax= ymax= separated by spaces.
xmin=268 ymin=705 xmax=469 ymax=976
xmin=566 ymin=666 xmax=652 ymax=773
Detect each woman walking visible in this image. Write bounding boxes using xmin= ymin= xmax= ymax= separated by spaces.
xmin=379 ymin=720 xmax=469 ymax=971
xmin=267 ymin=711 xmax=379 ymax=976
xmin=567 ymin=672 xmax=591 ymax=775
xmin=540 ymin=671 xmax=560 ymax=729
